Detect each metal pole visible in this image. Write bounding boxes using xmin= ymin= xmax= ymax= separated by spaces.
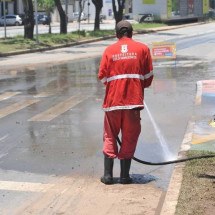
xmin=3 ymin=0 xmax=6 ymax=39
xmin=65 ymin=0 xmax=68 ymax=25
xmin=34 ymin=0 xmax=39 ymax=44
xmin=88 ymin=0 xmax=90 ymax=24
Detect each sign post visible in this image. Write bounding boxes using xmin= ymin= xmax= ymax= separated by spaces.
xmin=2 ymin=0 xmax=13 ymax=39
xmin=3 ymin=0 xmax=7 ymax=38
xmin=34 ymin=0 xmax=39 ymax=44
xmin=65 ymin=0 xmax=68 ymax=25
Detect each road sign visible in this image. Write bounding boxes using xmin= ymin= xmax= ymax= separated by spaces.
xmin=151 ymin=42 xmax=176 ymax=60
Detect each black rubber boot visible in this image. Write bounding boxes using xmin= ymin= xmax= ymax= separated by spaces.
xmin=100 ymin=155 xmax=114 ymax=185
xmin=120 ymin=159 xmax=132 ymax=184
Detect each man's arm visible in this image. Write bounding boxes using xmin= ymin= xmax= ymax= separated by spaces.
xmin=98 ymin=52 xmax=108 ymax=85
xmin=144 ymin=48 xmax=153 ymax=88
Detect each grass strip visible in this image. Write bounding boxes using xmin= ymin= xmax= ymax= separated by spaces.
xmin=0 ymin=23 xmax=166 ymax=54
xmin=175 ymin=150 xmax=215 ymax=215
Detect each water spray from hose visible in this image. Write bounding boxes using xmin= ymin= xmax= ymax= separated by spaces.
xmin=144 ymin=102 xmax=175 ymax=161
xmin=113 ymin=103 xmax=215 ymax=165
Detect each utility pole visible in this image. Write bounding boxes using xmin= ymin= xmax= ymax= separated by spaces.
xmin=65 ymin=0 xmax=68 ymax=24
xmin=3 ymin=0 xmax=6 ymax=39
xmin=34 ymin=0 xmax=39 ymax=44
xmin=87 ymin=0 xmax=90 ymax=24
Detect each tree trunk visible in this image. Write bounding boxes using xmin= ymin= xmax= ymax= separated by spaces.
xmin=92 ymin=0 xmax=103 ymax=30
xmin=48 ymin=11 xmax=52 ymax=34
xmin=112 ymin=0 xmax=125 ymax=24
xmin=94 ymin=6 xmax=102 ymax=30
xmin=23 ymin=0 xmax=34 ymax=39
xmin=54 ymin=0 xmax=67 ymax=34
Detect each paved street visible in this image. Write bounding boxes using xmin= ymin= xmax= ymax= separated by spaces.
xmin=0 ymin=22 xmax=215 ymax=214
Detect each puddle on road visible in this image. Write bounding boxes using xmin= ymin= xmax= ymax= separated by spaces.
xmin=0 ymin=58 xmax=101 ymax=96
xmin=0 ymin=56 xmax=214 ymax=190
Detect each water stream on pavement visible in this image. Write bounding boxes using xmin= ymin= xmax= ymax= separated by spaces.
xmin=144 ymin=102 xmax=175 ymax=161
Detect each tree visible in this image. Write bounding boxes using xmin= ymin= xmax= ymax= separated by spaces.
xmin=37 ymin=0 xmax=55 ymax=33
xmin=23 ymin=0 xmax=35 ymax=39
xmin=112 ymin=0 xmax=125 ymax=24
xmin=92 ymin=0 xmax=103 ymax=30
xmin=54 ymin=0 xmax=67 ymax=34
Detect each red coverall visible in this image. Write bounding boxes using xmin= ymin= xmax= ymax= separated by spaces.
xmin=98 ymin=37 xmax=153 ymax=159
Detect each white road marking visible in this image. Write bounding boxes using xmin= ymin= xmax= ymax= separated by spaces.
xmin=0 ymin=92 xmax=21 ymax=101
xmin=0 ymin=180 xmax=54 ymax=192
xmin=0 ymin=99 xmax=40 ymax=119
xmin=33 ymin=92 xmax=54 ymax=98
xmin=0 ymin=134 xmax=9 ymax=142
xmin=0 ymin=153 xmax=8 ymax=159
xmin=29 ymin=95 xmax=88 ymax=122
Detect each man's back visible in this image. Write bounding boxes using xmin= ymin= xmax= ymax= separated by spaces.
xmin=98 ymin=37 xmax=153 ymax=111
xmin=103 ymin=37 xmax=151 ymax=77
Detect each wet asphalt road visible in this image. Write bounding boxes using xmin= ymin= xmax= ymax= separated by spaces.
xmin=0 ymin=22 xmax=215 ymax=213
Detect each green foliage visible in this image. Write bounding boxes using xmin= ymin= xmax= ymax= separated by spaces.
xmin=0 ymin=36 xmax=41 ymax=52
xmin=0 ymin=30 xmax=115 ymax=53
xmin=89 ymin=30 xmax=115 ymax=37
xmin=0 ymin=23 xmax=167 ymax=54
xmin=37 ymin=0 xmax=55 ymax=13
xmin=133 ymin=23 xmax=166 ymax=30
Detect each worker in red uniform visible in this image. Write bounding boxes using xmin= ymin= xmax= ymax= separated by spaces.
xmin=98 ymin=20 xmax=153 ymax=185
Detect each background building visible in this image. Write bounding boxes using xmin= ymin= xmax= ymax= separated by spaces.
xmin=0 ymin=0 xmax=212 ymax=23
xmin=0 ymin=0 xmax=18 ymax=16
xmin=124 ymin=0 xmax=210 ymax=22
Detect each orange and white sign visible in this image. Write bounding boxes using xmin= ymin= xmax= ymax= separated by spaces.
xmin=195 ymin=80 xmax=215 ymax=105
xmin=151 ymin=42 xmax=176 ymax=60
xmin=202 ymin=80 xmax=215 ymax=94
